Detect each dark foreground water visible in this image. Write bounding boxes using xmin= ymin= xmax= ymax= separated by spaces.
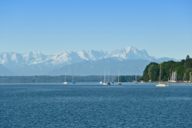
xmin=0 ymin=83 xmax=192 ymax=128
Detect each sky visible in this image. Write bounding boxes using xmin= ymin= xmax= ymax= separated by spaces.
xmin=0 ymin=0 xmax=192 ymax=59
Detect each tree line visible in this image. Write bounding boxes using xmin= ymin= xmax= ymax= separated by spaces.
xmin=142 ymin=55 xmax=192 ymax=82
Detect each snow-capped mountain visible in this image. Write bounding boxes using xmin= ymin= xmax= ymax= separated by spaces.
xmin=109 ymin=47 xmax=154 ymax=60
xmin=0 ymin=47 xmax=154 ymax=65
xmin=0 ymin=47 xmax=173 ymax=75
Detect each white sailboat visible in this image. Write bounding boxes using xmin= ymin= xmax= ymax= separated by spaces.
xmin=102 ymin=82 xmax=108 ymax=86
xmin=101 ymin=72 xmax=108 ymax=85
xmin=133 ymin=75 xmax=138 ymax=83
xmin=168 ymin=71 xmax=177 ymax=83
xmin=156 ymin=83 xmax=167 ymax=87
xmin=63 ymin=81 xmax=68 ymax=85
xmin=63 ymin=73 xmax=68 ymax=85
xmin=117 ymin=73 xmax=122 ymax=85
xmin=189 ymin=72 xmax=192 ymax=86
xmin=156 ymin=64 xmax=168 ymax=88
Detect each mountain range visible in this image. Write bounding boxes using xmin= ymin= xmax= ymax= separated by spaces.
xmin=0 ymin=47 xmax=174 ymax=76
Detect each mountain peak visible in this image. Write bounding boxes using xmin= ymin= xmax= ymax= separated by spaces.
xmin=0 ymin=47 xmax=174 ymax=75
xmin=0 ymin=47 xmax=155 ymax=65
xmin=125 ymin=46 xmax=138 ymax=52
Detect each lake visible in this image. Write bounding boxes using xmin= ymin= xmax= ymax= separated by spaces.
xmin=0 ymin=83 xmax=192 ymax=128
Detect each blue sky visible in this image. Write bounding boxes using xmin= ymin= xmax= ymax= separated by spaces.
xmin=0 ymin=0 xmax=191 ymax=59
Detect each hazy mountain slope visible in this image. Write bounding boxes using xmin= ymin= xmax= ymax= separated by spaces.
xmin=53 ymin=59 xmax=151 ymax=75
xmin=0 ymin=64 xmax=12 ymax=75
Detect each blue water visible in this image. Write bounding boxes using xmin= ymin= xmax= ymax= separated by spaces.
xmin=0 ymin=83 xmax=192 ymax=128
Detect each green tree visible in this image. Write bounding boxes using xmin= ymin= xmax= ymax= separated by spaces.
xmin=142 ymin=55 xmax=192 ymax=82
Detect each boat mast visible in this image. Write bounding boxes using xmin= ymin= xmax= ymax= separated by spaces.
xmin=64 ymin=72 xmax=67 ymax=82
xmin=104 ymin=73 xmax=106 ymax=83
xmin=159 ymin=64 xmax=162 ymax=82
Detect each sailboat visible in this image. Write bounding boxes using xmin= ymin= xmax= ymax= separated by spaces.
xmin=132 ymin=75 xmax=138 ymax=83
xmin=63 ymin=81 xmax=68 ymax=85
xmin=189 ymin=72 xmax=192 ymax=85
xmin=63 ymin=73 xmax=68 ymax=85
xmin=100 ymin=72 xmax=108 ymax=85
xmin=117 ymin=73 xmax=122 ymax=85
xmin=71 ymin=75 xmax=76 ymax=85
xmin=156 ymin=64 xmax=168 ymax=88
xmin=168 ymin=71 xmax=177 ymax=83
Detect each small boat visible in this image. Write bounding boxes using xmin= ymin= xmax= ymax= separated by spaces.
xmin=102 ymin=82 xmax=108 ymax=86
xmin=156 ymin=83 xmax=167 ymax=88
xmin=117 ymin=73 xmax=122 ymax=85
xmin=100 ymin=81 xmax=107 ymax=85
xmin=63 ymin=73 xmax=68 ymax=85
xmin=107 ymin=82 xmax=111 ymax=86
xmin=168 ymin=71 xmax=177 ymax=83
xmin=100 ymin=81 xmax=111 ymax=86
xmin=63 ymin=81 xmax=68 ymax=85
xmin=156 ymin=64 xmax=168 ymax=88
xmin=117 ymin=82 xmax=122 ymax=85
xmin=101 ymin=72 xmax=109 ymax=86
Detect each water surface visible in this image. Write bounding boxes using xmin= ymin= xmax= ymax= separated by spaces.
xmin=0 ymin=83 xmax=192 ymax=128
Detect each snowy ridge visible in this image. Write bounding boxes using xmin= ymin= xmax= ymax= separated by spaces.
xmin=0 ymin=47 xmax=173 ymax=75
xmin=0 ymin=47 xmax=155 ymax=65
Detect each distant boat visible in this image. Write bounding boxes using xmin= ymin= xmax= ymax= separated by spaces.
xmin=63 ymin=81 xmax=68 ymax=85
xmin=156 ymin=64 xmax=168 ymax=88
xmin=183 ymin=72 xmax=192 ymax=84
xmin=100 ymin=72 xmax=110 ymax=86
xmin=118 ymin=82 xmax=122 ymax=86
xmin=107 ymin=82 xmax=111 ymax=85
xmin=63 ymin=73 xmax=68 ymax=85
xmin=100 ymin=81 xmax=108 ymax=86
xmin=168 ymin=71 xmax=177 ymax=83
xmin=156 ymin=83 xmax=167 ymax=88
xmin=71 ymin=73 xmax=76 ymax=85
xmin=117 ymin=74 xmax=122 ymax=85
xmin=102 ymin=82 xmax=108 ymax=86
xmin=187 ymin=72 xmax=192 ymax=86
xmin=132 ymin=75 xmax=138 ymax=83
xmin=102 ymin=81 xmax=112 ymax=85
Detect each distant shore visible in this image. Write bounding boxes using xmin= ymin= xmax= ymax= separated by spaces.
xmin=0 ymin=75 xmax=141 ymax=84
